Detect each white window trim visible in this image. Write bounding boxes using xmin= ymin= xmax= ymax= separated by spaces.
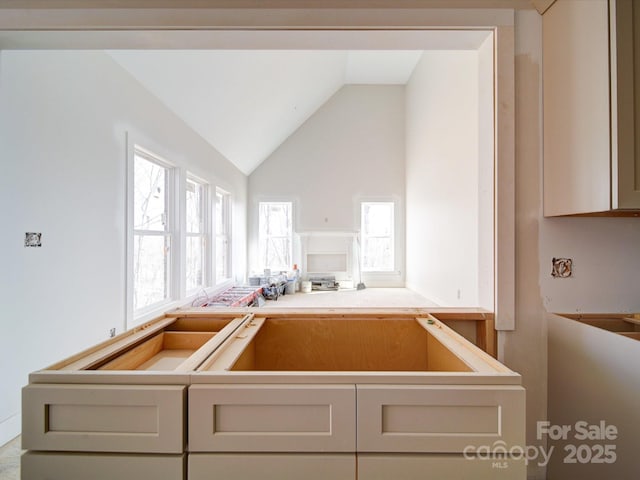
xmin=184 ymin=173 xmax=210 ymax=296
xmin=215 ymin=187 xmax=233 ymax=284
xmin=126 ymin=136 xmax=180 ymax=328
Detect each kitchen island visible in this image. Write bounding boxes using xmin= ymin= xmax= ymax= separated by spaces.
xmin=22 ymin=308 xmax=526 ymax=480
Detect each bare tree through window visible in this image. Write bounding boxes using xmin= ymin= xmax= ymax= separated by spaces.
xmin=361 ymin=202 xmax=394 ymax=272
xmin=133 ymin=151 xmax=171 ymax=311
xmin=258 ymin=202 xmax=292 ymax=272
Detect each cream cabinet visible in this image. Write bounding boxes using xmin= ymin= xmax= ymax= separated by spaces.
xmin=188 ymin=384 xmax=356 ymax=453
xmin=21 ymin=452 xmax=185 ymax=480
xmin=357 ymin=455 xmax=526 ymax=480
xmin=22 ymin=384 xmax=185 ymax=453
xmin=21 ymin=313 xmax=248 ymax=480
xmin=21 ymin=309 xmax=526 ymax=480
xmin=189 ymin=453 xmax=356 ymax=480
xmin=543 ymin=0 xmax=640 ymax=216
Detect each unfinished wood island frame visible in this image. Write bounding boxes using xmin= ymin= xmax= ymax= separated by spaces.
xmin=22 ymin=308 xmax=525 ymax=480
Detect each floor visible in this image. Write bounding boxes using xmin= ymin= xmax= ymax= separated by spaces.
xmin=265 ymin=287 xmax=438 ymax=308
xmin=0 ymin=436 xmax=20 ymax=480
xmin=0 ymin=288 xmax=437 ymax=480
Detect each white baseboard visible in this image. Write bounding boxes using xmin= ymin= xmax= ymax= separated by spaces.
xmin=0 ymin=412 xmax=21 ymax=447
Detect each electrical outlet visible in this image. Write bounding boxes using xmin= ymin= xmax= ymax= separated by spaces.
xmin=25 ymin=232 xmax=42 ymax=247
xmin=551 ymin=258 xmax=572 ymax=278
xmin=109 ymin=328 xmax=116 ymax=338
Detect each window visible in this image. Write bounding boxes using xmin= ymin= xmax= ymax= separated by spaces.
xmin=215 ymin=188 xmax=232 ymax=283
xmin=185 ymin=176 xmax=207 ymax=294
xmin=361 ymin=202 xmax=394 ymax=272
xmin=258 ymin=201 xmax=292 ymax=272
xmin=132 ymin=148 xmax=174 ymax=312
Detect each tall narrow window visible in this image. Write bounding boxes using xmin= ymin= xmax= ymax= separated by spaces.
xmin=132 ymin=149 xmax=173 ymax=312
xmin=185 ymin=176 xmax=207 ymax=294
xmin=258 ymin=201 xmax=292 ymax=272
xmin=215 ymin=188 xmax=231 ymax=283
xmin=361 ymin=202 xmax=394 ymax=272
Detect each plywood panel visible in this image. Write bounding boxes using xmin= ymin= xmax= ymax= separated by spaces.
xmin=22 ymin=384 xmax=185 ymax=453
xmin=619 ymin=332 xmax=640 ymax=340
xmin=162 ymin=331 xmax=214 ymax=349
xmin=97 ymin=332 xmax=216 ymax=371
xmin=55 ymin=317 xmax=178 ymax=371
xmin=98 ymin=333 xmax=165 ymax=370
xmin=188 ymin=384 xmax=355 ymax=452
xmin=246 ymin=318 xmax=429 ymax=371
xmin=426 ymin=333 xmax=473 ymax=372
xmin=357 ymin=385 xmax=525 ymax=453
xmin=165 ymin=316 xmax=233 ymax=332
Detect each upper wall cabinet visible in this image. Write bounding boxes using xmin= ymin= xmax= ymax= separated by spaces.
xmin=544 ymin=0 xmax=640 ymax=216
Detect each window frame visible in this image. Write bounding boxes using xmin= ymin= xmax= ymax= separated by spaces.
xmin=127 ymin=144 xmax=178 ymax=323
xmin=360 ymin=201 xmax=395 ymax=273
xmin=184 ymin=173 xmax=209 ymax=295
xmin=215 ymin=187 xmax=232 ymax=284
xmin=258 ymin=201 xmax=293 ymax=273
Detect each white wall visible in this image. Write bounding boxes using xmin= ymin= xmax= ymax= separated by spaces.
xmin=0 ymin=50 xmax=247 ymax=445
xmin=541 ymin=217 xmax=640 ymax=312
xmin=405 ymin=51 xmax=482 ymax=306
xmin=248 ymin=85 xmax=405 ymax=286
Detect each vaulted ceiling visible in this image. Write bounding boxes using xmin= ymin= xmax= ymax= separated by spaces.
xmin=109 ymin=50 xmax=423 ymax=175
xmin=109 ymin=30 xmax=491 ymax=176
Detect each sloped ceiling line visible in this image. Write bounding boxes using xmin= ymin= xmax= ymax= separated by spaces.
xmin=109 ymin=49 xmax=423 ymax=174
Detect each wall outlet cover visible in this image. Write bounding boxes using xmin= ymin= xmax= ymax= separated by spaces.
xmin=551 ymin=257 xmax=572 ymax=278
xmin=25 ymin=232 xmax=42 ymax=247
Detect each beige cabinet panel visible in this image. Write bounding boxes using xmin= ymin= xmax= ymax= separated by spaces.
xmin=543 ymin=0 xmax=611 ymax=215
xmin=543 ymin=0 xmax=640 ymax=215
xmin=189 ymin=453 xmax=355 ymax=480
xmin=21 ymin=452 xmax=185 ymax=480
xmin=357 ymin=385 xmax=525 ymax=453
xmin=188 ymin=384 xmax=356 ymax=452
xmin=613 ymin=0 xmax=640 ymax=208
xmin=358 ymin=454 xmax=525 ymax=480
xmin=22 ymin=384 xmax=185 ymax=453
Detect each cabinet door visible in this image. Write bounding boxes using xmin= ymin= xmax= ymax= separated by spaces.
xmin=189 ymin=384 xmax=356 ymax=452
xmin=22 ymin=384 xmax=185 ymax=453
xmin=358 ymin=454 xmax=525 ymax=480
xmin=543 ymin=0 xmax=612 ymax=215
xmin=189 ymin=453 xmax=355 ymax=480
xmin=21 ymin=452 xmax=185 ymax=480
xmin=613 ymin=0 xmax=640 ymax=208
xmin=357 ymin=385 xmax=525 ymax=453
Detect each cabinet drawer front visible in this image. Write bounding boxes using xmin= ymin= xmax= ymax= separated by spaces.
xmin=188 ymin=384 xmax=356 ymax=452
xmin=358 ymin=454 xmax=525 ymax=480
xmin=21 ymin=452 xmax=185 ymax=480
xmin=357 ymin=385 xmax=525 ymax=453
xmin=189 ymin=453 xmax=355 ymax=480
xmin=22 ymin=384 xmax=185 ymax=453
